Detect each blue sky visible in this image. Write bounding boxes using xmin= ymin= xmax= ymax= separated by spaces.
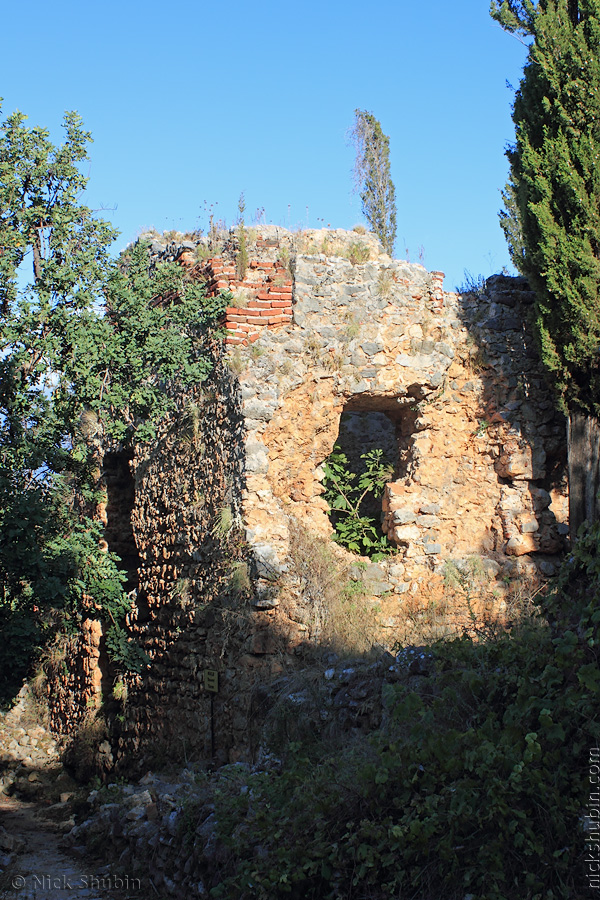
xmin=0 ymin=0 xmax=528 ymax=291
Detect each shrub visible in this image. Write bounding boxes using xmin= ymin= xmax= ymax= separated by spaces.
xmin=323 ymin=445 xmax=394 ymax=557
xmin=199 ymin=528 xmax=600 ymax=898
xmin=209 ymin=601 xmax=595 ymax=899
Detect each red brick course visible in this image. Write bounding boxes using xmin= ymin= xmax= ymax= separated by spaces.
xmin=192 ymin=249 xmax=294 ymax=346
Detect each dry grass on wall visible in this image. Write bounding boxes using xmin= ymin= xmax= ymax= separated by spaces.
xmin=287 ymin=516 xmax=545 ymax=657
xmin=392 ymin=560 xmax=545 ymax=648
xmin=286 ymin=518 xmax=380 ymax=658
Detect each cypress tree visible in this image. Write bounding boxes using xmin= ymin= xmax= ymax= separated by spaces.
xmin=492 ymin=0 xmax=600 ymax=536
xmin=350 ymin=110 xmax=397 ymax=256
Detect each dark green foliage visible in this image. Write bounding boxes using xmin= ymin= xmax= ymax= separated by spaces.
xmin=323 ymin=444 xmax=393 ymax=556
xmin=0 ymin=104 xmax=225 ymax=699
xmin=492 ymin=0 xmax=600 ymax=417
xmin=490 ymin=0 xmax=538 ymax=35
xmin=201 ymin=539 xmax=599 ymax=898
xmin=350 ymin=110 xmax=397 ymax=256
xmin=100 ymin=241 xmax=226 ymax=444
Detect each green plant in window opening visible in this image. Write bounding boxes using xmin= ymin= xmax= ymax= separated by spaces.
xmin=323 ymin=446 xmax=394 ymax=556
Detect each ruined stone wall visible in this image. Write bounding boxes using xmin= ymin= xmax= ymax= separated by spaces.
xmin=235 ymin=245 xmax=567 ymax=606
xmin=111 ymin=349 xmax=249 ymax=767
xmin=44 ymin=227 xmax=568 ymax=772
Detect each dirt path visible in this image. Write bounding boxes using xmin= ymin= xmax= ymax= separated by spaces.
xmin=0 ymin=688 xmax=144 ymax=900
xmin=0 ymin=795 xmax=126 ymax=900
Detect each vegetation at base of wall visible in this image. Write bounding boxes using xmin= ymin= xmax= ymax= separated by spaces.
xmin=62 ymin=708 xmax=110 ymax=783
xmin=171 ymin=531 xmax=599 ymax=899
xmin=287 ymin=521 xmax=379 ymax=656
xmin=0 ymin=105 xmax=227 ymax=701
xmin=323 ymin=445 xmax=394 ymax=557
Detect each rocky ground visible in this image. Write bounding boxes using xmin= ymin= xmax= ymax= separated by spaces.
xmin=0 ymin=687 xmax=139 ymax=899
xmin=0 ymin=648 xmax=438 ymax=899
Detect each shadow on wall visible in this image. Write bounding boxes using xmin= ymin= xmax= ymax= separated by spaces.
xmin=61 ymin=507 xmax=547 ymax=781
xmin=49 ymin=250 xmax=570 ymax=779
xmin=454 ymin=274 xmax=568 ymax=574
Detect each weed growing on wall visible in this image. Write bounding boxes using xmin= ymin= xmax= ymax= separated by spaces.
xmin=346 ymin=241 xmax=370 ymax=265
xmin=277 ymin=245 xmax=293 ymax=276
xmin=323 ymin=445 xmax=394 ymax=557
xmin=286 ymin=520 xmax=378 ymax=657
xmin=456 ymin=269 xmax=487 ymax=296
xmin=236 ymin=192 xmax=248 ymax=281
xmin=377 ymin=269 xmax=395 ymax=300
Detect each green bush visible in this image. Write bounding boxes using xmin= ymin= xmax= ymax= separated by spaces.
xmin=0 ymin=103 xmax=227 ymax=697
xmin=203 ymin=532 xmax=600 ymax=898
xmin=323 ymin=445 xmax=393 ymax=557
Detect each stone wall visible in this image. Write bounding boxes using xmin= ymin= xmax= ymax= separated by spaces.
xmin=45 ymin=227 xmax=568 ymax=772
xmin=233 ymin=239 xmax=566 ymax=595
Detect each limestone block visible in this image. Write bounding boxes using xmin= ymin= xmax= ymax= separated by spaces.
xmin=481 ymin=558 xmax=501 ymax=578
xmin=391 ymin=508 xmax=416 ymax=525
xmin=243 ymin=399 xmax=278 ymax=422
xmin=496 ymin=437 xmax=546 ymax=480
xmin=417 ymin=515 xmax=440 ymax=527
xmin=423 ymin=543 xmax=442 ymax=555
xmin=395 ymin=353 xmax=435 ymax=369
xmin=496 ymin=439 xmax=533 ymax=479
xmin=362 ymin=340 xmax=384 ymax=356
xmin=506 ymin=534 xmax=538 ymax=556
xmin=392 ymin=524 xmax=421 ymax=543
xmin=520 ymin=519 xmax=539 ymax=534
xmin=245 ymin=446 xmax=269 ymax=474
xmin=530 ymin=487 xmax=551 ymax=509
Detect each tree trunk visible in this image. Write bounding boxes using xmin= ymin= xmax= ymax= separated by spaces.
xmin=568 ymin=410 xmax=600 ymax=542
xmin=569 ymin=0 xmax=579 ymax=26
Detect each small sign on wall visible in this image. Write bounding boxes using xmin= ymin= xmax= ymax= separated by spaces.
xmin=204 ymin=669 xmax=219 ymax=693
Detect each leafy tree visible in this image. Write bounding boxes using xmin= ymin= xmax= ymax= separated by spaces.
xmin=91 ymin=240 xmax=226 ymax=445
xmin=491 ymin=0 xmax=600 ymax=537
xmin=0 ymin=104 xmax=124 ymax=696
xmin=0 ymin=103 xmax=226 ymax=698
xmin=350 ymin=109 xmax=397 ymax=256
